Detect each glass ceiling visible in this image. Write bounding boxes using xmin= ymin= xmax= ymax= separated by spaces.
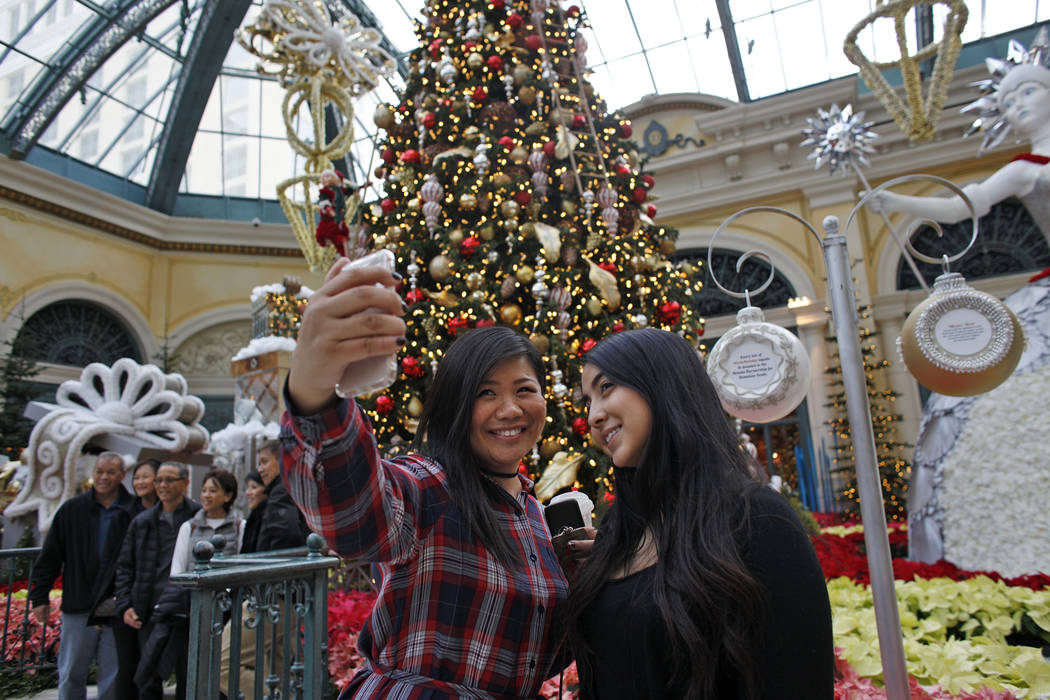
xmin=0 ymin=0 xmax=1047 ymax=215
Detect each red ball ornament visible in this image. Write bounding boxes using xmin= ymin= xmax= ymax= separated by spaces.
xmin=375 ymin=395 xmax=394 ymax=414
xmin=572 ymin=416 xmax=589 ymax=437
xmin=475 ymin=318 xmax=495 ymax=328
xmin=572 ymin=113 xmax=586 ymax=128
xmin=598 ymin=262 xmax=618 ymax=276
xmin=381 ymin=148 xmax=396 ymax=164
xmin=579 ymin=338 xmax=597 ymax=355
xmin=448 ymin=316 xmax=471 ymax=335
xmin=657 ymin=301 xmax=682 ymax=325
xmin=405 ymin=288 xmax=425 ymax=305
xmin=641 ymin=174 xmax=655 ymax=188
xmin=459 ymin=235 xmax=480 ymax=258
xmin=380 ymin=198 xmax=397 ymax=213
xmin=612 ymin=321 xmax=625 ymax=333
xmin=422 ymin=112 xmax=437 ymax=129
xmin=428 ymin=39 xmax=443 ymax=59
xmin=486 ymin=55 xmax=504 ymax=72
xmin=441 ymin=97 xmax=452 ymax=107
xmin=491 ymin=0 xmax=505 ymax=8
xmin=619 ymin=122 xmax=633 ymax=138
xmin=401 ymin=149 xmax=421 ymax=164
xmin=472 ymin=86 xmax=488 ymax=102
xmin=525 ymin=34 xmax=542 ymax=51
xmin=463 ymin=41 xmax=477 ymax=51
xmin=647 ymin=204 xmax=657 ymax=218
xmin=631 ymin=186 xmax=648 ymax=204
xmin=506 ymin=12 xmax=523 ymax=30
xmin=401 ymin=356 xmax=425 ymax=379
xmin=513 ymin=190 xmax=532 ymax=205
xmin=615 ymin=163 xmax=630 ymax=176
xmin=542 ymin=140 xmax=556 ymax=157
xmin=696 ymin=326 xmax=705 ymax=338
xmin=498 ymin=135 xmax=515 ymax=148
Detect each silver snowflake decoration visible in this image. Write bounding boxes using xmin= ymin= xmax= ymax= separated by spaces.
xmin=801 ymin=103 xmax=878 ymax=175
xmin=963 ymin=26 xmax=1050 ymax=153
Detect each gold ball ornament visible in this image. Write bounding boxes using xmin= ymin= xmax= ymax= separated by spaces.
xmin=387 ymin=225 xmax=405 ymax=242
xmin=448 ymin=228 xmax=465 ymax=246
xmin=407 ymin=197 xmax=422 ymax=212
xmin=898 ymin=273 xmax=1024 ymax=397
xmin=503 ymin=217 xmax=519 ymax=233
xmin=562 ymin=200 xmax=577 ymax=215
xmin=408 ymin=396 xmax=424 ymax=418
xmin=513 ymin=64 xmax=533 ymax=83
xmin=510 ymin=146 xmax=529 ymax=164
xmin=539 ymin=437 xmax=560 ymax=459
xmin=459 ymin=193 xmax=478 ymax=210
xmin=479 ymin=223 xmax=496 ymax=241
xmin=500 ymin=199 xmax=520 ymax=218
xmin=373 ymin=234 xmax=388 ymax=247
xmin=529 ymin=332 xmax=550 ymax=354
xmin=586 ymin=297 xmax=603 ymax=316
xmin=515 ymin=265 xmax=534 ymax=283
xmin=373 ymin=104 xmax=395 ymax=129
xmin=500 ymin=303 xmax=523 ymax=325
xmin=519 ymin=222 xmax=536 ymax=238
xmin=491 ymin=172 xmax=512 ymax=187
xmin=470 ymin=290 xmax=487 ymax=302
xmin=467 ymin=52 xmax=484 ymax=69
xmin=466 ymin=271 xmax=484 ymax=290
xmin=429 ymin=254 xmax=452 ymax=281
xmin=518 ymin=85 xmax=537 ymax=104
xmin=660 ymin=238 xmax=677 ymax=256
xmin=463 ymin=126 xmax=482 ymax=144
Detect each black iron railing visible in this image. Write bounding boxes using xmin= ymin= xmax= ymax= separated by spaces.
xmin=0 ymin=546 xmax=55 ymax=677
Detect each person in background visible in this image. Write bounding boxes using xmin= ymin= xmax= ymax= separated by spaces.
xmin=239 ymin=470 xmax=267 ymax=552
xmin=569 ymin=329 xmax=834 ymax=699
xmin=279 ymin=258 xmax=570 ymax=698
xmin=131 ymin=459 xmax=159 ymax=514
xmin=114 ymin=461 xmax=200 ymax=700
xmin=241 ymin=440 xmax=307 ymax=553
xmin=29 ymin=452 xmax=136 ymax=700
xmin=170 ymin=468 xmax=243 ymax=575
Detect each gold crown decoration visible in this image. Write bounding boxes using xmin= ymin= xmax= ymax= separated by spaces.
xmin=237 ymin=1 xmax=396 ymax=272
xmin=843 ymin=0 xmax=968 ymax=143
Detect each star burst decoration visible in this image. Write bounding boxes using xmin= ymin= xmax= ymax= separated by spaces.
xmin=801 ymin=104 xmax=878 ymax=175
xmin=239 ymin=0 xmax=396 ymax=93
xmin=963 ymin=26 xmax=1050 ymax=154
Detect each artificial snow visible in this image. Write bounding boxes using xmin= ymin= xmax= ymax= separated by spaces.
xmin=231 ymin=336 xmax=297 ymax=361
xmin=249 ymin=283 xmax=314 ymax=304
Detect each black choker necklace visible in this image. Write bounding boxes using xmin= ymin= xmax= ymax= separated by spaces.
xmin=481 ymin=467 xmax=519 ymax=479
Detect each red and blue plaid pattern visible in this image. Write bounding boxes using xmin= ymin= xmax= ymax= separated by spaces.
xmin=281 ymin=396 xmax=569 ymax=699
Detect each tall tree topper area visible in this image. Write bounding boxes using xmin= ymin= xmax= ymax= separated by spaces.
xmin=358 ymin=0 xmax=705 ymax=503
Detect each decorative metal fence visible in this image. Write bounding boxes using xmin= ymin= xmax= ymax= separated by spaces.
xmin=171 ymin=532 xmax=340 ymax=700
xmin=0 ymin=546 xmax=55 ymax=677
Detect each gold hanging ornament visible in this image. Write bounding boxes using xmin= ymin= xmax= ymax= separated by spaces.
xmin=237 ymin=0 xmax=396 ymax=271
xmin=842 ymin=0 xmax=968 ymax=142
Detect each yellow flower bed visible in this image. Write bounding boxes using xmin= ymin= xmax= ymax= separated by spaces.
xmin=829 ymin=577 xmax=1050 ymax=697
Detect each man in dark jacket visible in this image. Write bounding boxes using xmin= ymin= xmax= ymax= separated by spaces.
xmin=114 ymin=461 xmax=200 ymax=700
xmin=29 ymin=452 xmax=136 ymax=700
xmin=242 ymin=439 xmax=307 ymax=552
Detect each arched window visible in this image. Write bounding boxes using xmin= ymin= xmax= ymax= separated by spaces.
xmin=896 ymin=198 xmax=1050 ymax=290
xmin=12 ymin=300 xmax=143 ymax=366
xmin=675 ymin=247 xmax=797 ymax=318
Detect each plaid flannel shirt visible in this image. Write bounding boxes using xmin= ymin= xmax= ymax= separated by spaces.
xmin=280 ymin=394 xmax=569 ymax=699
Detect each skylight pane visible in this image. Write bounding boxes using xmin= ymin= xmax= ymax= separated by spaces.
xmin=259 ymin=80 xmax=286 ymax=138
xmin=583 ymin=1 xmax=643 ymax=62
xmin=983 ymin=0 xmax=1037 ymax=36
xmin=369 ymin=0 xmax=422 ymax=49
xmin=773 ymin=2 xmax=828 ymax=91
xmin=595 ymin=53 xmax=655 ymax=108
xmin=686 ymin=35 xmax=737 ymax=100
xmin=677 ymin=0 xmax=722 ymax=39
xmin=628 ymin=0 xmax=687 ymax=48
xmin=730 ymin=0 xmax=772 ymax=23
xmin=817 ymin=0 xmax=869 ymax=78
xmin=183 ymin=131 xmax=223 ymax=195
xmin=259 ymin=136 xmax=295 ymax=200
xmin=646 ymin=41 xmax=699 ymax=95
xmin=735 ymin=14 xmax=786 ymax=99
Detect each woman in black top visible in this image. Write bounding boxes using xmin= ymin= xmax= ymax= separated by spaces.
xmin=571 ymin=329 xmax=833 ymax=699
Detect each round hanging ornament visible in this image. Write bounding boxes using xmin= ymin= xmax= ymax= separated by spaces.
xmin=898 ymin=272 xmax=1023 ymax=396
xmin=706 ymin=306 xmax=811 ymax=423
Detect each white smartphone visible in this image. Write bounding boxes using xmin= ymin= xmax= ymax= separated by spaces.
xmin=334 ymin=249 xmax=400 ymax=399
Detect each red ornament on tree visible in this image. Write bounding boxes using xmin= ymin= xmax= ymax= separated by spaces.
xmin=542 ymin=140 xmax=556 ymax=157
xmin=401 ymin=149 xmax=421 ymax=164
xmin=472 ymin=86 xmax=488 ymax=102
xmin=375 ymin=395 xmax=394 ymax=414
xmin=657 ymin=301 xmax=682 ymax=324
xmin=612 ymin=321 xmax=625 ymax=333
xmin=463 ymin=41 xmax=477 ymax=51
xmin=615 ymin=163 xmax=630 ymax=176
xmin=475 ymin=318 xmax=495 ymax=328
xmin=525 ymin=34 xmax=542 ymax=51
xmin=498 ymin=135 xmax=515 ymax=148
xmin=491 ymin=0 xmax=505 ymax=8
xmin=598 ymin=262 xmax=618 ymax=276
xmin=579 ymin=338 xmax=597 ymax=355
xmin=513 ymin=190 xmax=532 ymax=205
xmin=619 ymin=122 xmax=633 ymax=138
xmin=459 ymin=236 xmax=480 ymax=258
xmin=506 ymin=12 xmax=523 ymax=30
xmin=572 ymin=113 xmax=586 ymax=128
xmin=405 ymin=288 xmax=425 ymax=305
xmin=401 ymin=356 xmax=425 ymax=379
xmin=380 ymin=198 xmax=397 ymax=213
xmin=422 ymin=112 xmax=437 ymax=129
xmin=572 ymin=417 xmax=589 ymax=437
xmin=647 ymin=204 xmax=657 ymax=218
xmin=381 ymin=148 xmax=396 ymax=164
xmin=631 ymin=186 xmax=648 ymax=204
xmin=448 ymin=316 xmax=471 ymax=336
xmin=486 ymin=55 xmax=503 ymax=72
xmin=641 ymin=174 xmax=655 ymax=188
xmin=428 ymin=39 xmax=443 ymax=59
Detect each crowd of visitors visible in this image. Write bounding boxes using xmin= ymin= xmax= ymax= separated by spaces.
xmin=27 ymin=446 xmax=306 ymax=700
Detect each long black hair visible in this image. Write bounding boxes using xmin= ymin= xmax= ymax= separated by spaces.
xmin=568 ymin=328 xmax=765 ymax=699
xmin=411 ymin=326 xmax=546 ymax=566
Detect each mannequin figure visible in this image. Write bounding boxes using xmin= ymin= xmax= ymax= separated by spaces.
xmin=315 ymin=168 xmax=353 ymax=256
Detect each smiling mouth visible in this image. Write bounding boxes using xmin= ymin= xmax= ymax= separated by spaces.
xmin=490 ymin=427 xmax=527 ymax=438
xmin=602 ymin=426 xmax=621 ymax=447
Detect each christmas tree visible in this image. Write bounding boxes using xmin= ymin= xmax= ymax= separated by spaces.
xmin=356 ymin=0 xmax=704 ymax=504
xmin=825 ymin=305 xmax=910 ymax=521
xmin=0 ymin=337 xmax=41 ymax=462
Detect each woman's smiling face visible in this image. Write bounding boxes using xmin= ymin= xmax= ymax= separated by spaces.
xmin=581 ymin=364 xmax=652 ymax=468
xmin=468 ymin=355 xmax=546 ymax=475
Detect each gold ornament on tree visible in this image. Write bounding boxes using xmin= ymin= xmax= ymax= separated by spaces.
xmin=238 ymin=0 xmax=396 ymax=271
xmin=534 ymin=452 xmax=585 ymax=503
xmin=843 ymin=0 xmax=968 ymax=142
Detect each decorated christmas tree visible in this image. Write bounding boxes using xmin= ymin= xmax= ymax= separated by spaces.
xmin=357 ymin=0 xmax=704 ymax=503
xmin=825 ymin=306 xmax=910 ymax=521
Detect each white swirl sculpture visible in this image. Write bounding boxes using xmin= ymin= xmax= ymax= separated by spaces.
xmin=4 ymin=358 xmax=209 ymax=532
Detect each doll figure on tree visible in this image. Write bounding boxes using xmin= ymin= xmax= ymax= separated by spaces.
xmin=869 ymin=28 xmax=1050 ymax=249
xmin=315 ymin=168 xmax=359 ymax=257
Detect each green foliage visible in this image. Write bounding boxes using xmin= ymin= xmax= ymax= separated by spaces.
xmin=0 ymin=338 xmax=40 ymax=462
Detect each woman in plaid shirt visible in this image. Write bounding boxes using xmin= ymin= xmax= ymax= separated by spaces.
xmin=280 ymin=258 xmax=570 ymax=699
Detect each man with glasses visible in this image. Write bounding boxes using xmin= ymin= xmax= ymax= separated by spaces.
xmin=114 ymin=461 xmax=200 ymax=699
xmin=28 ymin=452 xmax=137 ymax=700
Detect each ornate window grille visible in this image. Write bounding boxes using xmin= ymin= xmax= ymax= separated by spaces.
xmin=11 ymin=300 xmax=143 ymax=366
xmin=675 ymin=247 xmax=797 ymax=318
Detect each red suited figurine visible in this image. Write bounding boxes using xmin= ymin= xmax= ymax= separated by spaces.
xmin=315 ymin=168 xmax=356 ymax=257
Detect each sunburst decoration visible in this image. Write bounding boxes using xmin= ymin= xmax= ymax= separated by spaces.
xmin=238 ymin=0 xmax=396 ymax=93
xmin=800 ymin=103 xmax=879 ymax=175
xmin=963 ymin=26 xmax=1050 ymax=154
